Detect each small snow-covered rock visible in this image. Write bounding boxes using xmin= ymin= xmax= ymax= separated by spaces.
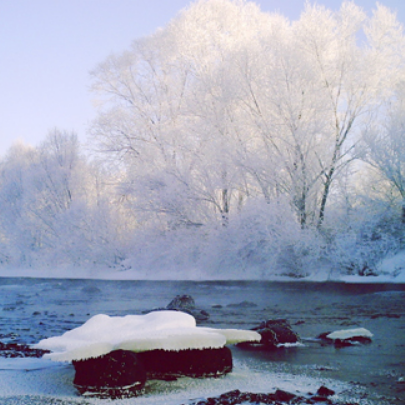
xmin=326 ymin=327 xmax=373 ymax=341
xmin=319 ymin=327 xmax=373 ymax=346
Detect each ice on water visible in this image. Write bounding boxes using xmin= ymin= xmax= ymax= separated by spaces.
xmin=33 ymin=310 xmax=261 ymax=362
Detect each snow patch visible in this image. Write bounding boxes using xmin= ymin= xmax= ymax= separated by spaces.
xmin=326 ymin=327 xmax=373 ymax=340
xmin=33 ymin=311 xmax=260 ymax=362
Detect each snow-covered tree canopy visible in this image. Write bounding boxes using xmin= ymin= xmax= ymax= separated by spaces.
xmin=90 ymin=0 xmax=405 ymax=229
xmin=1 ymin=0 xmax=404 ymax=279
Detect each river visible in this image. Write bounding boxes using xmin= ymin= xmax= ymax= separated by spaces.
xmin=0 ymin=278 xmax=404 ymax=404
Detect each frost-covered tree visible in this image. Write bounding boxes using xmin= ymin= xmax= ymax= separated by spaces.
xmin=362 ymin=86 xmax=405 ymax=223
xmin=85 ymin=0 xmax=405 ymax=276
xmin=0 ymin=130 xmax=129 ymax=268
xmin=90 ymin=0 xmax=268 ymax=228
xmin=90 ymin=0 xmax=405 ymax=231
xmin=0 ymin=141 xmax=37 ymax=264
xmin=236 ymin=1 xmax=405 ymax=227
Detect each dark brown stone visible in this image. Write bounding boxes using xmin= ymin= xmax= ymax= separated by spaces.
xmin=190 ymin=389 xmax=303 ymax=404
xmin=72 ymin=349 xmax=146 ymax=398
xmin=138 ymin=346 xmax=232 ymax=379
xmin=167 ymin=294 xmax=196 ymax=310
xmin=317 ymin=385 xmax=335 ymax=397
xmin=274 ymin=388 xmax=297 ymax=402
xmin=166 ymin=295 xmax=210 ymax=321
xmin=238 ymin=319 xmax=300 ymax=349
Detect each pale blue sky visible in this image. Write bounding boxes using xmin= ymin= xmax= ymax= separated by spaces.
xmin=1 ymin=0 xmax=404 ymax=155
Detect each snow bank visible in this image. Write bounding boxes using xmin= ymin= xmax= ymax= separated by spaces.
xmin=326 ymin=328 xmax=373 ymax=341
xmin=33 ymin=311 xmax=260 ymax=362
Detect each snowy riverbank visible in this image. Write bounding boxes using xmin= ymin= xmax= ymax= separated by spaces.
xmin=1 ymin=250 xmax=404 ymax=283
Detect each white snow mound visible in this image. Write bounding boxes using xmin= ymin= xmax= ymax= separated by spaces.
xmin=326 ymin=327 xmax=373 ymax=340
xmin=33 ymin=310 xmax=261 ymax=362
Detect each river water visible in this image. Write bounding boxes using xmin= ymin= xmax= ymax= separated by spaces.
xmin=0 ymin=278 xmax=404 ymax=404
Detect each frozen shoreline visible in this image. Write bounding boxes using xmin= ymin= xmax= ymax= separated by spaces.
xmin=0 ymin=357 xmax=349 ymax=405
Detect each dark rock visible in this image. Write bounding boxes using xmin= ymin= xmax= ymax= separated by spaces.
xmin=226 ymin=300 xmax=258 ymax=308
xmin=219 ymin=389 xmax=241 ymax=399
xmin=294 ymin=320 xmax=306 ymax=325
xmin=0 ymin=341 xmax=50 ymax=358
xmin=239 ymin=319 xmax=300 ymax=349
xmin=167 ymin=294 xmax=196 ymax=311
xmin=189 ymin=389 xmax=302 ymax=404
xmin=317 ymin=332 xmax=331 ymax=340
xmin=138 ymin=346 xmax=232 ymax=379
xmin=317 ymin=385 xmax=335 ymax=397
xmin=166 ymin=295 xmax=210 ymax=321
xmin=191 ymin=309 xmax=210 ymax=322
xmin=72 ymin=349 xmax=146 ymax=398
xmin=274 ymin=388 xmax=297 ymax=402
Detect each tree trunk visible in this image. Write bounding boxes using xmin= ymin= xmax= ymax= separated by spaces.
xmin=317 ymin=167 xmax=335 ymax=228
xmin=220 ymin=188 xmax=229 ymax=227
